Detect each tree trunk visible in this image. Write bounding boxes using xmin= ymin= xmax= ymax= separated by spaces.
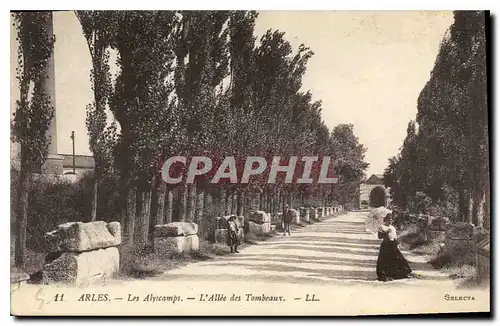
xmin=204 ymin=191 xmax=213 ymax=209
xmin=125 ymin=187 xmax=137 ymax=245
xmin=472 ymin=167 xmax=489 ymax=228
xmin=458 ymin=188 xmax=472 ymax=223
xmin=261 ymin=191 xmax=266 ymax=212
xmin=14 ymin=157 xmax=29 ymax=270
xmin=186 ymin=183 xmax=196 ymax=222
xmin=250 ymin=191 xmax=258 ymax=212
xmin=458 ymin=189 xmax=465 ymax=222
xmin=165 ymin=187 xmax=173 ymax=224
xmin=236 ymin=191 xmax=243 ymax=216
xmin=471 ymin=186 xmax=483 ymax=227
xmin=156 ymin=181 xmax=166 ymax=226
xmin=281 ymin=193 xmax=286 ymax=213
xmin=477 ymin=190 xmax=486 ymax=228
xmin=143 ymin=184 xmax=153 ymax=244
xmin=467 ymin=194 xmax=473 ymax=224
xmin=195 ymin=186 xmax=204 ymax=226
xmin=89 ymin=171 xmax=98 ymax=222
xmin=483 ymin=176 xmax=490 ymax=230
xmin=178 ymin=184 xmax=187 ymax=222
xmin=220 ymin=188 xmax=226 ymax=216
xmin=134 ymin=188 xmax=145 ymax=246
xmin=246 ymin=193 xmax=252 ymax=215
xmin=232 ymin=192 xmax=238 ymax=214
xmin=278 ymin=192 xmax=282 ymax=212
xmin=149 ymin=177 xmax=159 ymax=224
xmin=132 ymin=181 xmax=153 ymax=246
xmin=225 ymin=189 xmax=231 ymax=216
xmin=228 ymin=192 xmax=233 ymax=214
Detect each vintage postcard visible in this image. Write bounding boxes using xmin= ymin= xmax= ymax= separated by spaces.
xmin=10 ymin=10 xmax=490 ymax=316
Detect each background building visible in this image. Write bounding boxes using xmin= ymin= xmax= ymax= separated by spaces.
xmin=359 ymin=174 xmax=391 ymax=209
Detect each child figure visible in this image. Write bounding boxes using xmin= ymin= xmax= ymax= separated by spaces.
xmin=226 ymin=215 xmax=240 ymax=253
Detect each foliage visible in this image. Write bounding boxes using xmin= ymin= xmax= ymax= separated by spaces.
xmin=11 ymin=12 xmax=55 ymax=172
xmin=11 ymin=12 xmax=56 ymax=269
xmin=384 ymin=11 xmax=488 ymax=225
xmin=10 ymin=170 xmax=121 ymax=251
xmin=75 ymin=11 xmax=118 ymax=176
xmin=70 ymin=10 xmax=370 ymax=244
xmin=112 ymin=11 xmax=180 ymax=184
xmin=406 ymin=191 xmax=432 ymax=214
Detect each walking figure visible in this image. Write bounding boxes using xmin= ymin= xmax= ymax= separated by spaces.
xmin=376 ymin=214 xmax=412 ymax=281
xmin=226 ymin=215 xmax=240 ymax=253
xmin=283 ymin=204 xmax=292 ymax=236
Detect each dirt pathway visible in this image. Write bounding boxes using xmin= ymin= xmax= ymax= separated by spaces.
xmin=11 ymin=211 xmax=489 ymax=316
xmin=161 ymin=211 xmax=453 ymax=286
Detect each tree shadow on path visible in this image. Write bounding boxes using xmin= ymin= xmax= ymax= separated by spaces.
xmin=156 ymin=215 xmax=449 ymax=284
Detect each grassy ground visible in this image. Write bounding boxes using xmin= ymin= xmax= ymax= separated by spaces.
xmin=118 ymin=239 xmax=232 ymax=279
xmin=10 ymin=236 xmax=46 ymax=277
xmin=14 ymin=214 xmax=341 ymax=282
xmin=117 ymin=221 xmax=316 ymax=280
xmin=397 ymin=224 xmax=479 ymax=286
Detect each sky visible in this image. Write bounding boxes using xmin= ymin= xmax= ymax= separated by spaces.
xmin=10 ymin=11 xmax=454 ymax=177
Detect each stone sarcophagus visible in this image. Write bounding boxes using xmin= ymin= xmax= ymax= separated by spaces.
xmin=154 ymin=222 xmax=199 ymax=254
xmin=440 ymin=222 xmax=474 ymax=260
xmin=154 ymin=221 xmax=198 ymax=237
xmin=475 ymin=235 xmax=490 ymax=283
xmin=316 ymin=207 xmax=325 ymax=219
xmin=248 ymin=210 xmax=271 ymax=224
xmin=247 ymin=221 xmax=271 ymax=236
xmin=245 ymin=211 xmax=272 ymax=236
xmin=42 ymin=221 xmax=121 ymax=286
xmin=289 ymin=209 xmax=300 ymax=224
xmin=272 ymin=212 xmax=284 ymax=231
xmin=299 ymin=207 xmax=310 ymax=223
xmin=416 ymin=215 xmax=451 ymax=242
xmin=309 ymin=207 xmax=318 ymax=220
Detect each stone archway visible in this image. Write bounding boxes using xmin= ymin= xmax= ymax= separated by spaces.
xmin=369 ymin=186 xmax=386 ymax=208
xmin=359 ymin=174 xmax=391 ymax=209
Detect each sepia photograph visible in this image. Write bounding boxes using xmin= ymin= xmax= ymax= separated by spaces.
xmin=9 ymin=9 xmax=490 ymax=316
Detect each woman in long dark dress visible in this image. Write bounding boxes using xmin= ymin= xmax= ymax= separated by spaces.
xmin=226 ymin=215 xmax=240 ymax=253
xmin=376 ymin=214 xmax=412 ymax=281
